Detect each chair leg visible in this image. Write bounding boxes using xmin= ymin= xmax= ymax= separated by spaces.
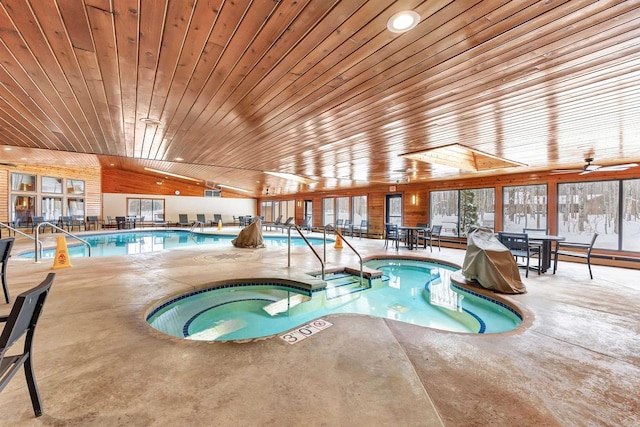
xmin=24 ymin=358 xmax=43 ymax=417
xmin=1 ymin=267 xmax=9 ymax=304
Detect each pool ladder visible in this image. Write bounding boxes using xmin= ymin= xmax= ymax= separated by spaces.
xmin=287 ymin=225 xmax=364 ymax=287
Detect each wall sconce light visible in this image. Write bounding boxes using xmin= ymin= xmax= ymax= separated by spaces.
xmin=411 ymin=194 xmax=417 ymax=205
xmin=297 ymin=200 xmax=302 ymax=208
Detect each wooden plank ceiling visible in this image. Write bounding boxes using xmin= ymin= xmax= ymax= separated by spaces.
xmin=0 ymin=0 xmax=639 ymax=196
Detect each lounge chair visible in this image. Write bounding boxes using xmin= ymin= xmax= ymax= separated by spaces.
xmin=177 ymin=214 xmax=192 ymax=227
xmin=213 ymin=214 xmax=223 ymax=226
xmin=196 ymin=214 xmax=207 ymax=226
xmin=300 ymin=218 xmax=312 ymax=233
xmin=263 ymin=215 xmax=283 ymax=231
xmin=275 ymin=217 xmax=294 ymax=233
xmin=0 ymin=272 xmax=55 ymax=417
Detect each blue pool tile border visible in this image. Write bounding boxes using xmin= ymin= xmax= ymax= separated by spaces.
xmin=146 ymin=281 xmax=316 ymax=320
xmin=450 ymin=283 xmax=523 ymax=321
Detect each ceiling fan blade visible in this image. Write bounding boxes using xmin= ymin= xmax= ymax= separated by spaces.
xmin=596 ymin=163 xmax=639 ymax=171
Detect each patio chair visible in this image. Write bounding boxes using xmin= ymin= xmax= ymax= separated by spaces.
xmin=427 ymin=225 xmax=442 ymax=252
xmin=498 ymin=231 xmax=541 ymax=277
xmin=196 ymin=214 xmax=207 ymax=225
xmin=1 ymin=238 xmax=14 ymax=304
xmin=553 ymin=233 xmax=598 ymax=279
xmin=384 ymin=223 xmax=402 ymax=250
xmin=30 ymin=217 xmax=49 ymax=234
xmin=213 ymin=214 xmax=223 ymax=226
xmin=0 ymin=272 xmax=55 ymax=417
xmin=352 ymin=220 xmax=369 ymax=239
xmin=86 ymin=216 xmax=100 ymax=230
xmin=342 ymin=219 xmax=353 ymax=237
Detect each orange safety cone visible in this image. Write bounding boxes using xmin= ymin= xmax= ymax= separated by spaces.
xmin=217 ymin=219 xmax=223 ymax=230
xmin=52 ymin=236 xmax=72 ymax=269
xmin=334 ymin=233 xmax=343 ymax=249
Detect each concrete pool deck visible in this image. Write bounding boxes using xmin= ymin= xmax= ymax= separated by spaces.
xmin=0 ymin=227 xmax=638 ymax=426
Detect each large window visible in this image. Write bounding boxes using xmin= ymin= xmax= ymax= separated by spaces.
xmin=322 ymin=198 xmax=335 ymax=227
xmin=260 ymin=201 xmax=274 ymax=222
xmin=127 ymin=198 xmax=165 ymax=222
xmin=42 ymin=176 xmax=63 ymax=193
xmin=352 ymin=195 xmax=367 ymax=225
xmin=430 ymin=188 xmax=495 ymax=237
xmin=336 ymin=197 xmax=349 ymax=222
xmin=430 ymin=190 xmax=458 ymax=236
xmin=557 ymin=180 xmax=619 ymax=250
xmin=11 ymin=173 xmax=36 ymax=192
xmin=503 ymin=184 xmax=547 ymax=232
xmin=622 ymin=179 xmax=640 ymax=252
xmin=42 ymin=197 xmax=63 ymax=221
xmin=10 ymin=195 xmax=35 ymax=225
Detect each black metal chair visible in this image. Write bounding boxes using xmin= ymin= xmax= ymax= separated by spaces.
xmin=415 ymin=223 xmax=430 ymax=249
xmin=85 ymin=216 xmax=100 ymax=230
xmin=0 ymin=272 xmax=55 ymax=417
xmin=426 ymin=225 xmax=442 ymax=252
xmin=553 ymin=233 xmax=599 ymax=279
xmin=498 ymin=231 xmax=541 ymax=277
xmin=0 ymin=238 xmax=14 ymax=304
xmin=342 ymin=219 xmax=353 ymax=237
xmin=353 ymin=220 xmax=369 ymax=239
xmin=384 ymin=223 xmax=402 ymax=250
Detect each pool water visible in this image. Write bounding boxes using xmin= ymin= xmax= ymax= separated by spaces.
xmin=19 ymin=230 xmax=329 ymax=258
xmin=146 ymin=259 xmax=522 ymax=341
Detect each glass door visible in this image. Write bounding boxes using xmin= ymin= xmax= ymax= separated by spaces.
xmin=386 ymin=194 xmax=403 ymax=225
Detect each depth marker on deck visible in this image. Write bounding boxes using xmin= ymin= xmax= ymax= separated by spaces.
xmin=279 ymin=319 xmax=333 ymax=344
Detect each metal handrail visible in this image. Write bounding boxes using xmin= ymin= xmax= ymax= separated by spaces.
xmin=190 ymin=221 xmax=204 ymax=232
xmin=288 ymin=224 xmax=325 ymax=280
xmin=0 ymin=222 xmax=43 ymax=255
xmin=334 ymin=229 xmax=364 ymax=286
xmin=35 ymin=222 xmax=91 ymax=262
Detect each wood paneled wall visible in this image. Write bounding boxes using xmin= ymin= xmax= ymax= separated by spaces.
xmin=1 ymin=165 xmax=101 ymax=222
xmin=261 ymin=168 xmax=640 ymax=249
xmin=101 ymin=168 xmax=251 ymax=198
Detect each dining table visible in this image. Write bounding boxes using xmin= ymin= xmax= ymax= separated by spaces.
xmin=398 ymin=225 xmax=431 ymax=250
xmin=525 ymin=233 xmax=566 ymax=272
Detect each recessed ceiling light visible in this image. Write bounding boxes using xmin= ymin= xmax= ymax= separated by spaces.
xmin=174 ymin=157 xmax=184 ymax=161
xmin=3 ymin=147 xmax=11 ymax=151
xmin=140 ymin=118 xmax=162 ymax=125
xmin=387 ymin=10 xmax=420 ymax=33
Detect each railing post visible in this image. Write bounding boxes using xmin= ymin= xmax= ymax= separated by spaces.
xmin=287 ymin=226 xmax=291 ymax=267
xmin=35 ymin=227 xmax=40 ymax=263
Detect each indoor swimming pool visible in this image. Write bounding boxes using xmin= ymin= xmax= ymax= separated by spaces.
xmin=146 ymin=258 xmax=522 ymax=341
xmin=19 ymin=230 xmax=329 ymax=258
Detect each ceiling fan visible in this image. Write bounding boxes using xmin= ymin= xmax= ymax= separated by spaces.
xmin=551 ymin=158 xmax=639 ymax=175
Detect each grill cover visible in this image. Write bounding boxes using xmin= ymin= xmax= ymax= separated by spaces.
xmin=462 ymin=227 xmax=526 ymax=294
